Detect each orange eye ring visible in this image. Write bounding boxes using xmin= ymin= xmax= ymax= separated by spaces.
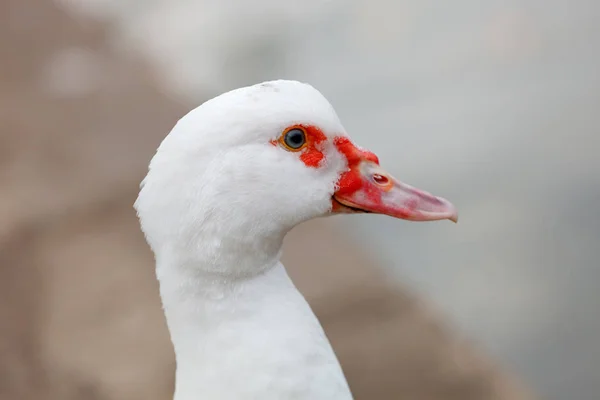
xmin=278 ymin=126 xmax=308 ymax=152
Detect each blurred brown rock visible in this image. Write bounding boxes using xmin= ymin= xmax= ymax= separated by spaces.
xmin=0 ymin=0 xmax=534 ymax=399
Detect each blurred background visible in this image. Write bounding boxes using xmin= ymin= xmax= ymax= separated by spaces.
xmin=1 ymin=0 xmax=598 ymax=399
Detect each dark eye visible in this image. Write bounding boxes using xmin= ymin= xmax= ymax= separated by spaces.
xmin=283 ymin=128 xmax=307 ymax=150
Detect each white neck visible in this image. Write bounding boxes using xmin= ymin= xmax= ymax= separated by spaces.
xmin=157 ymin=257 xmax=353 ymax=400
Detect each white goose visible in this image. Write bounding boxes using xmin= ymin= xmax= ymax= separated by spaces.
xmin=135 ymin=80 xmax=457 ymax=400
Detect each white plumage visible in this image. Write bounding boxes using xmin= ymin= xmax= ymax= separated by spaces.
xmin=135 ymin=80 xmax=456 ymax=400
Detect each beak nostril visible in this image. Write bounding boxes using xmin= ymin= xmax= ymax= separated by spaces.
xmin=372 ymin=173 xmax=389 ymax=185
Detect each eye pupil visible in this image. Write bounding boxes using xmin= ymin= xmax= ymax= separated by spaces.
xmin=284 ymin=129 xmax=306 ymax=149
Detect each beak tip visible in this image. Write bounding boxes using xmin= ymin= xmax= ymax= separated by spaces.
xmin=447 ymin=205 xmax=459 ymax=223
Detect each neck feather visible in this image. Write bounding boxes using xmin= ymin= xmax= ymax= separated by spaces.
xmin=156 ymin=256 xmax=352 ymax=400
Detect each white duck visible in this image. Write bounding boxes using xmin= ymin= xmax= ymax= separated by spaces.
xmin=135 ymin=80 xmax=457 ymax=400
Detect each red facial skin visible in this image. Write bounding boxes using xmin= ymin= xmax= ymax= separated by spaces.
xmin=271 ymin=125 xmax=327 ymax=168
xmin=272 ymin=126 xmax=458 ymax=222
xmin=333 ymin=136 xmax=378 ymax=192
xmin=299 ymin=125 xmax=327 ymax=168
xmin=272 ymin=128 xmax=377 ymax=211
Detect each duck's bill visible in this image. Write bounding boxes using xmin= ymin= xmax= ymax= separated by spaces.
xmin=332 ymin=161 xmax=458 ymax=223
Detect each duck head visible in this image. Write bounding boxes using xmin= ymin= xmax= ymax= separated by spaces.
xmin=135 ymin=80 xmax=457 ymax=276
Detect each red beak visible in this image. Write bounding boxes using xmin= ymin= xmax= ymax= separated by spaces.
xmin=332 ymin=137 xmax=458 ymax=223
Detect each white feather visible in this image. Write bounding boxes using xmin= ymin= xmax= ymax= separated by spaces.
xmin=135 ymin=80 xmax=353 ymax=399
